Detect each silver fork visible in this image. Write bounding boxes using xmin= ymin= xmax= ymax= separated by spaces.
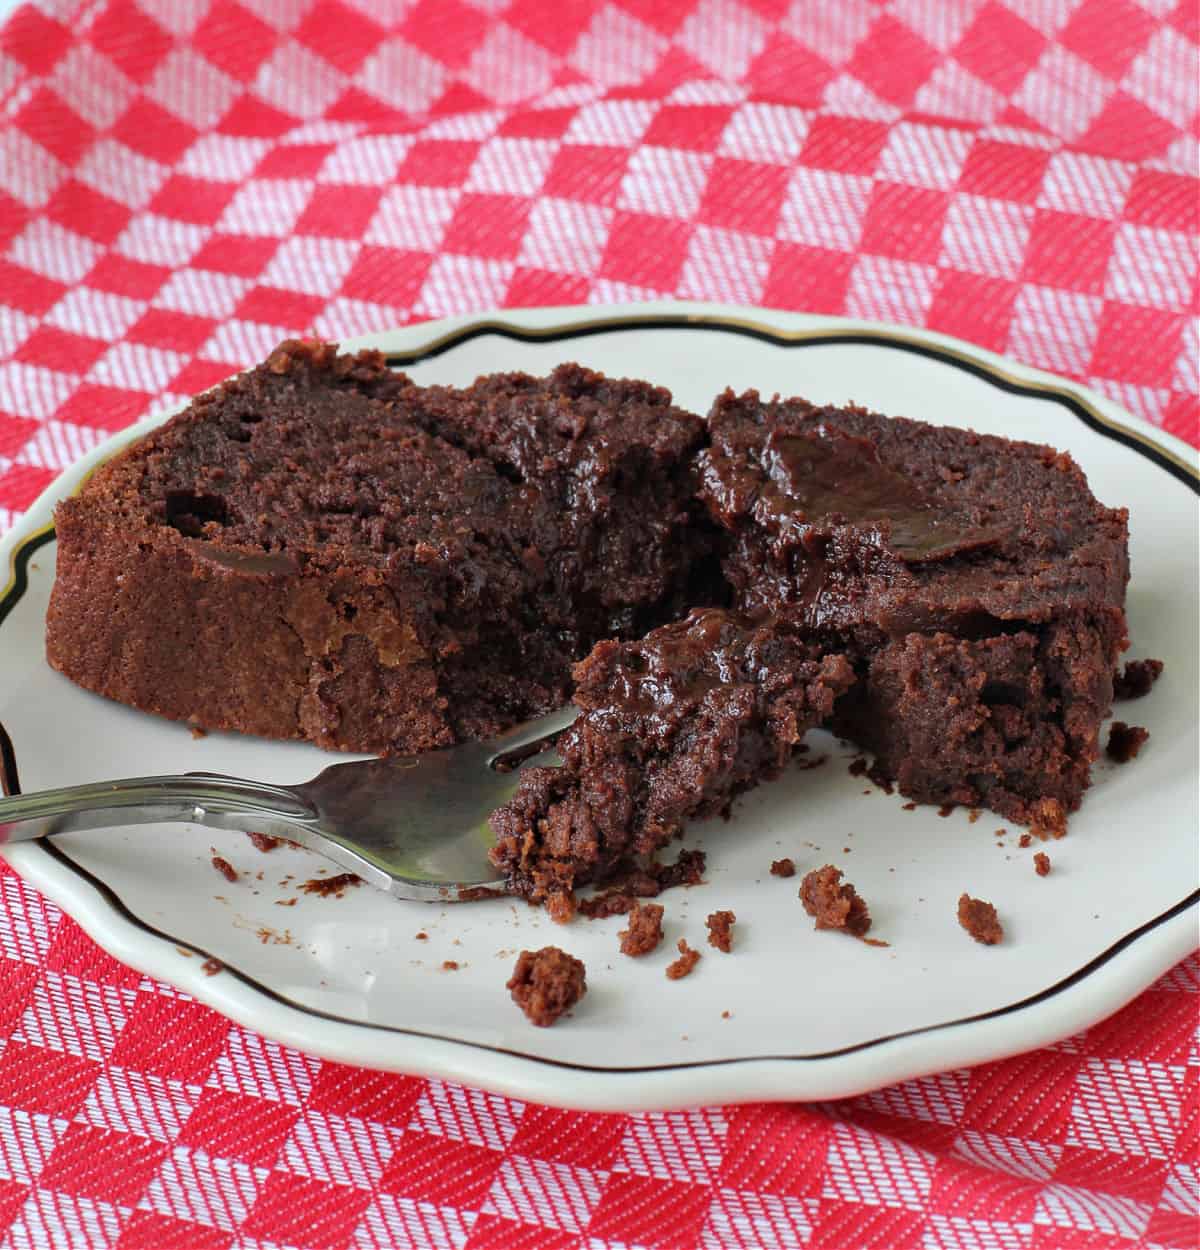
xmin=0 ymin=707 xmax=576 ymax=901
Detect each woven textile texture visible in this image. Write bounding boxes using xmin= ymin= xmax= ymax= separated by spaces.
xmin=0 ymin=1 xmax=1196 ymax=1247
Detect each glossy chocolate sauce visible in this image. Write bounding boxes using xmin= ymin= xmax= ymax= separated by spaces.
xmin=760 ymin=426 xmax=1002 ymax=562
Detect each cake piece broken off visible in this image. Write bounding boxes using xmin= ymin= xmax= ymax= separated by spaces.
xmin=489 ymin=609 xmax=855 ymax=907
xmin=800 ymin=865 xmax=871 ymax=937
xmin=958 ymin=894 xmax=1003 ymax=945
xmin=697 ymin=391 xmax=1130 ymax=837
xmin=508 ymin=947 xmax=587 ymax=1026
xmin=47 ymin=343 xmax=708 ymax=754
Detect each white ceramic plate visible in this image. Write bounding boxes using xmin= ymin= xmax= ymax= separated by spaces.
xmin=1 ymin=303 xmax=1196 ymax=1111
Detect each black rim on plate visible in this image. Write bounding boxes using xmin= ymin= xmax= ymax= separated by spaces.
xmin=2 ymin=313 xmax=1197 ymax=1076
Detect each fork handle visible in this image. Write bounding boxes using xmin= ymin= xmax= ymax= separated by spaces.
xmin=0 ymin=774 xmax=316 ymax=844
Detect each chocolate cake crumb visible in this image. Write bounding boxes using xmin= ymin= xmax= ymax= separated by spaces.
xmin=415 ymin=931 xmax=429 ymax=941
xmin=247 ymin=832 xmax=286 ymax=853
xmin=770 ymin=858 xmax=795 ymax=878
xmin=866 ymin=761 xmax=894 ymax=794
xmin=275 ymin=898 xmax=296 ymax=907
xmin=456 ymin=885 xmax=505 ymax=902
xmin=800 ymin=865 xmax=871 ymax=937
xmin=666 ymin=939 xmax=701 ymax=980
xmin=508 ymin=947 xmax=587 ymax=1026
xmin=901 ymin=802 xmax=917 ymax=811
xmin=299 ymin=872 xmax=362 ymax=897
xmin=578 ymin=891 xmax=640 ymax=919
xmin=577 ymin=850 xmax=707 ymax=918
xmin=706 ymin=910 xmax=736 ymax=952
xmin=1114 ymin=658 xmax=1163 ymax=700
xmin=958 ymin=894 xmax=1003 ymax=945
xmin=619 ymin=902 xmax=664 ymax=957
xmin=442 ymin=960 xmax=459 ymax=971
xmin=721 ymin=1010 xmax=731 ymax=1019
xmin=863 ymin=937 xmax=890 ymax=948
xmin=1030 ymin=797 xmax=1067 ymax=839
xmin=1017 ymin=833 xmax=1032 ymax=848
xmin=546 ymin=891 xmax=576 ymax=925
xmin=937 ymin=803 xmax=955 ymax=818
xmin=190 ymin=726 xmax=207 ymax=740
xmin=968 ymin=808 xmax=980 ymax=824
xmin=1107 ymin=721 xmax=1149 ymax=763
xmin=1034 ymin=852 xmax=1051 ymax=876
xmin=201 ymin=958 xmax=222 ymax=976
xmin=211 ymin=856 xmax=237 ymax=883
xmin=848 ymin=757 xmax=868 ymax=777
xmin=654 ymin=848 xmax=707 ymax=890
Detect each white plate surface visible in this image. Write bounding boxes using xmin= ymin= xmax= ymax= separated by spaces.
xmin=1 ymin=303 xmax=1196 ymax=1110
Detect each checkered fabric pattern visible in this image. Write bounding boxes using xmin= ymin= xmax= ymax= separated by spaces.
xmin=0 ymin=1 xmax=1195 ymax=1246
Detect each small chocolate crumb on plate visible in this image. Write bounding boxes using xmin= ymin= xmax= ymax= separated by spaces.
xmin=1034 ymin=852 xmax=1051 ymax=877
xmin=415 ymin=931 xmax=429 ymax=941
xmin=769 ymin=857 xmax=795 ymax=878
xmin=1113 ymin=657 xmax=1163 ymax=700
xmin=201 ymin=958 xmax=222 ymax=976
xmin=958 ymin=894 xmax=1003 ymax=945
xmin=800 ymin=865 xmax=871 ymax=938
xmin=666 ymin=939 xmax=701 ymax=980
xmin=442 ymin=960 xmax=459 ymax=971
xmin=508 ymin=947 xmax=586 ymax=1027
xmin=211 ymin=855 xmax=237 ymax=883
xmin=299 ymin=872 xmax=362 ymax=897
xmin=247 ymin=831 xmax=287 ymax=852
xmin=1106 ymin=721 xmax=1149 ymax=763
xmin=705 ymin=910 xmax=735 ymax=952
xmin=619 ymin=901 xmax=664 ymax=957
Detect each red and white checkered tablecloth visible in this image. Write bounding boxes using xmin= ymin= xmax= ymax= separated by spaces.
xmin=0 ymin=1 xmax=1196 ymax=1246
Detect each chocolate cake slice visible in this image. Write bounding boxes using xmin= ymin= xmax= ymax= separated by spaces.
xmin=48 ymin=339 xmax=1132 ymax=909
xmin=47 ymin=342 xmax=709 ymax=753
xmin=489 ymin=608 xmax=855 ymax=905
xmin=696 ymin=390 xmax=1130 ymax=833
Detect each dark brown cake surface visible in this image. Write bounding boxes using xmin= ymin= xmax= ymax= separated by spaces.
xmin=697 ymin=389 xmax=1129 ymax=631
xmin=46 ymin=343 xmax=708 ymax=754
xmin=489 ymin=608 xmax=855 ymax=904
xmin=694 ymin=390 xmax=1130 ymax=833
